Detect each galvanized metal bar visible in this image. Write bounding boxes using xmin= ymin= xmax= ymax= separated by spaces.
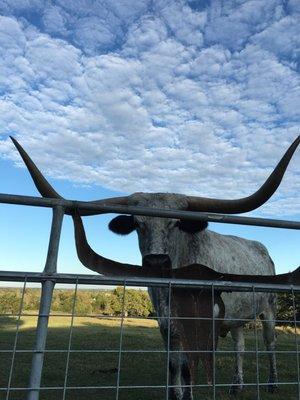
xmin=252 ymin=286 xmax=260 ymax=400
xmin=26 ymin=206 xmax=64 ymax=400
xmin=212 ymin=284 xmax=216 ymax=400
xmin=1 ymin=348 xmax=300 ymax=355
xmin=5 ymin=280 xmax=27 ymax=400
xmin=62 ymin=280 xmax=78 ymax=400
xmin=0 ymin=311 xmax=296 ymax=324
xmin=0 ymin=270 xmax=299 ymax=292
xmin=44 ymin=206 xmax=64 ymax=274
xmin=27 ymin=280 xmax=55 ymax=400
xmin=165 ymin=282 xmax=172 ymax=400
xmin=1 ymin=192 xmax=300 ymax=230
xmin=116 ymin=281 xmax=126 ymax=400
xmin=291 ymin=287 xmax=300 ymax=399
xmin=1 ymin=380 xmax=300 ymax=392
xmin=0 ymin=193 xmax=65 ymax=208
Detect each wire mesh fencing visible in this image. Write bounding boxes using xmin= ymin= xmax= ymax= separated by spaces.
xmin=0 ymin=277 xmax=299 ymax=400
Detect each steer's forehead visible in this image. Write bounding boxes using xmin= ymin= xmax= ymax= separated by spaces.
xmin=129 ymin=192 xmax=188 ymax=210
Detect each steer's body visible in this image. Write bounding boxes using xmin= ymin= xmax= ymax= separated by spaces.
xmin=132 ymin=194 xmax=277 ymax=399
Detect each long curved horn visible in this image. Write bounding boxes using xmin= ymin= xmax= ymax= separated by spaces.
xmin=11 ymin=137 xmax=63 ymax=199
xmin=72 ymin=213 xmax=144 ymax=276
xmin=174 ymin=264 xmax=300 ymax=286
xmin=73 ymin=214 xmax=300 ymax=284
xmin=10 ymin=137 xmax=130 ymax=215
xmin=187 ymin=136 xmax=300 ymax=213
xmin=11 ymin=135 xmax=300 ymax=215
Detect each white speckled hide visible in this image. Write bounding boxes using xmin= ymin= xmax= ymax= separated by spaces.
xmin=129 ymin=193 xmax=277 ymax=399
xmin=131 ymin=193 xmax=275 ymax=325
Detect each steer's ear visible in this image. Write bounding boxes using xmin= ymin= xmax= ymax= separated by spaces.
xmin=108 ymin=215 xmax=136 ymax=235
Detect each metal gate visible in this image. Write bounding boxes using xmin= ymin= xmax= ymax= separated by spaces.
xmin=0 ymin=193 xmax=299 ymax=399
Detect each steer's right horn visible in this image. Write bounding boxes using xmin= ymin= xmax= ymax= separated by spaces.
xmin=72 ymin=213 xmax=144 ymax=276
xmin=10 ymin=137 xmax=130 ymax=215
xmin=11 ymin=137 xmax=62 ymax=199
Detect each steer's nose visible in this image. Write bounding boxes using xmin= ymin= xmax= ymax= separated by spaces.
xmin=142 ymin=254 xmax=172 ymax=271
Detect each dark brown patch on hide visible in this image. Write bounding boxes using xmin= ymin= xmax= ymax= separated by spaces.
xmin=171 ymin=287 xmax=225 ymax=386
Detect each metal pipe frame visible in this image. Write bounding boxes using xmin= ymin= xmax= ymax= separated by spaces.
xmin=27 ymin=206 xmax=64 ymax=400
xmin=1 ymin=192 xmax=300 ymax=230
xmin=0 ymin=270 xmax=299 ymax=292
xmin=0 ymin=190 xmax=300 ymax=399
xmin=1 ymin=380 xmax=299 ymax=392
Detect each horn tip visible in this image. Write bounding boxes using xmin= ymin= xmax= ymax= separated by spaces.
xmin=10 ymin=136 xmax=19 ymax=148
xmin=293 ymin=135 xmax=300 ymax=146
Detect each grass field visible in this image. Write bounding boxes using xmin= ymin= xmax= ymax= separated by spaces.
xmin=0 ymin=314 xmax=299 ymax=400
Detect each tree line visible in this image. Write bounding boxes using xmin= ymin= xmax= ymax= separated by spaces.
xmin=0 ymin=288 xmax=298 ymax=322
xmin=0 ymin=287 xmax=153 ymax=317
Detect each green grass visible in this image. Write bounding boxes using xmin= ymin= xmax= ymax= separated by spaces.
xmin=0 ymin=314 xmax=299 ymax=400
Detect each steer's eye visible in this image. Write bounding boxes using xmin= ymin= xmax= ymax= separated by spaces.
xmin=177 ymin=219 xmax=208 ymax=233
xmin=108 ymin=215 xmax=136 ymax=235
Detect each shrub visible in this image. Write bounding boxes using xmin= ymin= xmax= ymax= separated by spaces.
xmin=0 ymin=289 xmax=21 ymax=314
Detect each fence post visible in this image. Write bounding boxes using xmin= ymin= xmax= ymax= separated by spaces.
xmin=27 ymin=205 xmax=64 ymax=400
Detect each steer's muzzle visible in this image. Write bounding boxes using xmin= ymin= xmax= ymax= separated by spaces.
xmin=142 ymin=254 xmax=172 ymax=272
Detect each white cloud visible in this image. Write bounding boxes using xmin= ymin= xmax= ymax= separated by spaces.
xmin=42 ymin=5 xmax=68 ymax=36
xmin=0 ymin=0 xmax=300 ymax=217
xmin=124 ymin=17 xmax=168 ymax=55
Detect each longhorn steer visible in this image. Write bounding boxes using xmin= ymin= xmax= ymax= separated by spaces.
xmin=69 ymin=213 xmax=300 ymax=394
xmin=11 ymin=136 xmax=300 ymax=399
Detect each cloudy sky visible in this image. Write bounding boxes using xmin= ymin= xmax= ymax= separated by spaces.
xmin=0 ymin=0 xmax=299 ymax=276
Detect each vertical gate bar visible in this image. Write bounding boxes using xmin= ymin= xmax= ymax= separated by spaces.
xmin=252 ymin=286 xmax=260 ymax=400
xmin=62 ymin=279 xmax=78 ymax=400
xmin=27 ymin=206 xmax=64 ymax=400
xmin=44 ymin=206 xmax=65 ymax=274
xmin=291 ymin=287 xmax=300 ymax=399
xmin=165 ymin=282 xmax=172 ymax=400
xmin=27 ymin=280 xmax=55 ymax=400
xmin=6 ymin=279 xmax=27 ymax=400
xmin=212 ymin=284 xmax=216 ymax=400
xmin=116 ymin=281 xmax=126 ymax=400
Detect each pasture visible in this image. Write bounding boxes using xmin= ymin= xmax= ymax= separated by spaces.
xmin=0 ymin=313 xmax=299 ymax=400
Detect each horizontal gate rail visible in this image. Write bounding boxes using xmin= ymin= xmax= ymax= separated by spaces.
xmin=1 ymin=192 xmax=300 ymax=230
xmin=0 ymin=270 xmax=299 ymax=292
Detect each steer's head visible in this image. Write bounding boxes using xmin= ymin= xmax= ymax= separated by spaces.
xmin=10 ymin=135 xmax=300 ymax=276
xmin=108 ymin=192 xmax=208 ymax=270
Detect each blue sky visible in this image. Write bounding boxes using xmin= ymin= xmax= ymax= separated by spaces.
xmin=0 ymin=0 xmax=299 ymax=276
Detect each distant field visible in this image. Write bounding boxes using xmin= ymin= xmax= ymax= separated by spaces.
xmin=0 ymin=315 xmax=299 ymax=400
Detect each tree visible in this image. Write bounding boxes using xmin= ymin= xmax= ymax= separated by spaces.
xmin=0 ymin=290 xmax=20 ymax=314
xmin=277 ymin=292 xmax=300 ymax=324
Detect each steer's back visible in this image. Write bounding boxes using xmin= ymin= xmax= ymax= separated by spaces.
xmin=194 ymin=230 xmax=276 ymax=325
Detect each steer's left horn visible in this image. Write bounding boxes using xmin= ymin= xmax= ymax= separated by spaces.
xmin=10 ymin=137 xmax=130 ymax=215
xmin=187 ymin=136 xmax=300 ymax=214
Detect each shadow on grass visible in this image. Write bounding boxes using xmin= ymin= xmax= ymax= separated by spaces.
xmin=0 ymin=316 xmax=24 ymax=328
xmin=0 ymin=316 xmax=299 ymax=400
